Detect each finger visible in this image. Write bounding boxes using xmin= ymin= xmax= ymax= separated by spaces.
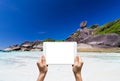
xmin=37 ymin=62 xmax=39 ymax=67
xmin=41 ymin=55 xmax=44 ymax=64
xmin=37 ymin=55 xmax=42 ymax=63
xmin=78 ymin=56 xmax=83 ymax=66
xmin=37 ymin=60 xmax=41 ymax=67
xmin=37 ymin=55 xmax=42 ymax=65
xmin=42 ymin=55 xmax=46 ymax=64
xmin=75 ymin=55 xmax=79 ymax=64
xmin=74 ymin=56 xmax=77 ymax=63
xmin=78 ymin=55 xmax=82 ymax=63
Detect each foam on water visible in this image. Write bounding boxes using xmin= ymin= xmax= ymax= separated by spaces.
xmin=0 ymin=51 xmax=120 ymax=81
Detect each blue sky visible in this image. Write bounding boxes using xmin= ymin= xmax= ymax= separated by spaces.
xmin=0 ymin=0 xmax=120 ymax=49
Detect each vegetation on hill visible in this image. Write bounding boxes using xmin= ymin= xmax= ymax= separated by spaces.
xmin=43 ymin=38 xmax=64 ymax=42
xmin=93 ymin=19 xmax=120 ymax=35
xmin=44 ymin=38 xmax=55 ymax=42
xmin=4 ymin=19 xmax=120 ymax=51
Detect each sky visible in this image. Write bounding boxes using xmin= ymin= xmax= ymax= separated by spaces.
xmin=0 ymin=0 xmax=120 ymax=49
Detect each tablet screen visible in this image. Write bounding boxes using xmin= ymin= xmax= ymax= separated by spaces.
xmin=43 ymin=42 xmax=77 ymax=64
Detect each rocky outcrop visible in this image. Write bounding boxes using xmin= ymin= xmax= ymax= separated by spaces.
xmin=66 ymin=21 xmax=94 ymax=42
xmin=4 ymin=40 xmax=43 ymax=51
xmin=4 ymin=44 xmax=20 ymax=51
xmin=4 ymin=19 xmax=120 ymax=51
xmin=20 ymin=41 xmax=34 ymax=51
xmin=80 ymin=21 xmax=87 ymax=29
xmin=82 ymin=33 xmax=120 ymax=48
xmin=66 ymin=20 xmax=120 ymax=48
xmin=32 ymin=40 xmax=43 ymax=51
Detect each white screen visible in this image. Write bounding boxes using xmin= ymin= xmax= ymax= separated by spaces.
xmin=43 ymin=42 xmax=77 ymax=64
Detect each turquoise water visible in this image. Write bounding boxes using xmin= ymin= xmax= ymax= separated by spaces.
xmin=0 ymin=51 xmax=120 ymax=81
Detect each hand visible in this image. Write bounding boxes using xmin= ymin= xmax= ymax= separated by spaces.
xmin=37 ymin=55 xmax=48 ymax=75
xmin=72 ymin=55 xmax=83 ymax=81
xmin=72 ymin=55 xmax=83 ymax=74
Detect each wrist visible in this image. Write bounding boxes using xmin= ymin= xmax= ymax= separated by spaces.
xmin=74 ymin=73 xmax=82 ymax=81
xmin=37 ymin=73 xmax=46 ymax=81
xmin=39 ymin=73 xmax=46 ymax=77
xmin=74 ymin=73 xmax=81 ymax=77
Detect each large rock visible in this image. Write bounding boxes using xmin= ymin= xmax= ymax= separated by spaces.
xmin=80 ymin=21 xmax=87 ymax=29
xmin=66 ymin=28 xmax=93 ymax=42
xmin=78 ymin=28 xmax=93 ymax=41
xmin=66 ymin=21 xmax=93 ymax=42
xmin=20 ymin=41 xmax=34 ymax=51
xmin=80 ymin=33 xmax=120 ymax=48
xmin=4 ymin=44 xmax=20 ymax=51
xmin=66 ymin=20 xmax=120 ymax=48
xmin=32 ymin=40 xmax=43 ymax=51
xmin=20 ymin=41 xmax=34 ymax=47
xmin=4 ymin=40 xmax=43 ymax=51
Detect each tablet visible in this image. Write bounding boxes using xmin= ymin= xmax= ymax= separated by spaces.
xmin=43 ymin=42 xmax=77 ymax=64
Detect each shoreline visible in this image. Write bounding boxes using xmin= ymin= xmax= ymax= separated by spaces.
xmin=77 ymin=43 xmax=120 ymax=52
xmin=2 ymin=43 xmax=120 ymax=53
xmin=77 ymin=47 xmax=120 ymax=52
xmin=1 ymin=48 xmax=120 ymax=53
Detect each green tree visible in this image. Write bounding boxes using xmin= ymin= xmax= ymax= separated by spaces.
xmin=44 ymin=38 xmax=55 ymax=42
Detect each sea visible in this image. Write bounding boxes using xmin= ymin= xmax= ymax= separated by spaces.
xmin=0 ymin=51 xmax=120 ymax=81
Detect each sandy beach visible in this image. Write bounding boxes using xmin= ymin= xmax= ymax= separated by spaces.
xmin=77 ymin=43 xmax=120 ymax=52
xmin=0 ymin=51 xmax=120 ymax=81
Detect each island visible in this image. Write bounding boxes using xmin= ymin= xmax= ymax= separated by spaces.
xmin=4 ymin=19 xmax=120 ymax=52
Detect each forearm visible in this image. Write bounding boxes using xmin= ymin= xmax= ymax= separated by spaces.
xmin=37 ymin=73 xmax=46 ymax=81
xmin=74 ymin=73 xmax=82 ymax=81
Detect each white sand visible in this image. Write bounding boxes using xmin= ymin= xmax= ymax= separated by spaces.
xmin=0 ymin=51 xmax=120 ymax=81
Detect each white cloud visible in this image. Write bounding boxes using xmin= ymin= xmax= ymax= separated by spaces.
xmin=38 ymin=32 xmax=46 ymax=34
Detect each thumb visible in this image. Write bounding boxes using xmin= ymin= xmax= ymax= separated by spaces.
xmin=75 ymin=55 xmax=79 ymax=64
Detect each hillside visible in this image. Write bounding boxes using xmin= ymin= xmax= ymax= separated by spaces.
xmin=4 ymin=19 xmax=120 ymax=51
xmin=93 ymin=19 xmax=120 ymax=35
xmin=66 ymin=19 xmax=120 ymax=48
xmin=66 ymin=19 xmax=120 ymax=41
